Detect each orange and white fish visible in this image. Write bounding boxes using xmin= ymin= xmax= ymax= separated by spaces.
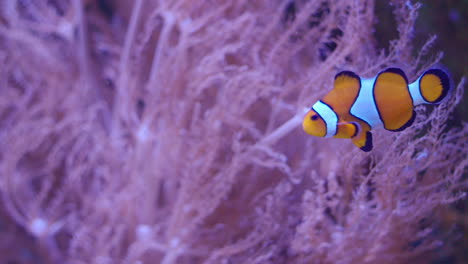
xmin=302 ymin=68 xmax=451 ymax=151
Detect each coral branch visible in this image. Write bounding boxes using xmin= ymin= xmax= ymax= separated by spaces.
xmin=0 ymin=1 xmax=466 ymax=264
xmin=257 ymin=108 xmax=309 ymax=146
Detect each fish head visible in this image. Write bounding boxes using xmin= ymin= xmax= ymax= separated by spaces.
xmin=302 ymin=109 xmax=327 ymax=137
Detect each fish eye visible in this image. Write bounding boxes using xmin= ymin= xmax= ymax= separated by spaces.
xmin=311 ymin=114 xmax=318 ymax=121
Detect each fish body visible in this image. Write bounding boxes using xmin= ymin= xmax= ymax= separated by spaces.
xmin=302 ymin=68 xmax=451 ymax=151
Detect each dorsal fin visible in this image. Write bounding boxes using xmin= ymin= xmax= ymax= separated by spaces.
xmin=334 ymin=71 xmax=361 ymax=91
xmin=334 ymin=71 xmax=360 ymax=83
xmin=373 ymin=67 xmax=413 ymax=131
xmin=378 ymin=68 xmax=409 ymax=84
xmin=323 ymin=70 xmax=361 ymax=116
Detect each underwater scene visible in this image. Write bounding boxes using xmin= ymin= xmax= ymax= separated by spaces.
xmin=0 ymin=0 xmax=466 ymax=263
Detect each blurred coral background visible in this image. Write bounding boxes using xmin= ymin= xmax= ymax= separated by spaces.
xmin=0 ymin=0 xmax=466 ymax=264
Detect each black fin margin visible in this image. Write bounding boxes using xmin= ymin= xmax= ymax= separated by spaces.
xmin=420 ymin=68 xmax=451 ymax=104
xmin=334 ymin=70 xmax=360 ymax=81
xmin=350 ymin=122 xmax=359 ymax=138
xmin=388 ymin=110 xmax=416 ymax=132
xmin=360 ymin=131 xmax=373 ymax=152
xmin=379 ymin=68 xmax=409 ymax=84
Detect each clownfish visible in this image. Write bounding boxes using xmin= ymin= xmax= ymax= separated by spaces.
xmin=302 ymin=68 xmax=451 ymax=152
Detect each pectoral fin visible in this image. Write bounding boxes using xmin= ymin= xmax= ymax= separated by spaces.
xmin=335 ymin=122 xmax=359 ymax=138
xmin=352 ymin=130 xmax=373 ymax=152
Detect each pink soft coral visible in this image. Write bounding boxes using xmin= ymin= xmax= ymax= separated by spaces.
xmin=0 ymin=0 xmax=466 ymax=263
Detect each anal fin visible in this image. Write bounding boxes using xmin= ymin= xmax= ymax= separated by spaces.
xmin=389 ymin=110 xmax=416 ymax=132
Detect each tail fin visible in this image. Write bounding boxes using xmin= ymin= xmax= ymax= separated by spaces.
xmin=416 ymin=68 xmax=451 ymax=104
